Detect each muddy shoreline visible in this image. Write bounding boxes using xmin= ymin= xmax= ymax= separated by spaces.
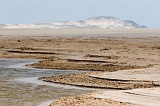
xmin=0 ymin=58 xmax=94 ymax=106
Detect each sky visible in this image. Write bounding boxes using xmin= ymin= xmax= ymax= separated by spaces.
xmin=0 ymin=0 xmax=160 ymax=28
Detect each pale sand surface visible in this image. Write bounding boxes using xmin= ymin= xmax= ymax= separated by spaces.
xmin=90 ymin=65 xmax=160 ymax=82
xmin=92 ymin=87 xmax=160 ymax=106
xmin=0 ymin=29 xmax=160 ymax=106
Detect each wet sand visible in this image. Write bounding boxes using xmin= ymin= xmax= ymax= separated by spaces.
xmin=0 ymin=29 xmax=160 ymax=106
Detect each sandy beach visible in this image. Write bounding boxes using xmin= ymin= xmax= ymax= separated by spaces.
xmin=0 ymin=29 xmax=160 ymax=106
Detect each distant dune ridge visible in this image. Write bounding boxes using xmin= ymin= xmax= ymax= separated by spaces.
xmin=0 ymin=16 xmax=147 ymax=29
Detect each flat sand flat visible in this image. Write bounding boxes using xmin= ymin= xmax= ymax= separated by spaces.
xmin=92 ymin=87 xmax=160 ymax=106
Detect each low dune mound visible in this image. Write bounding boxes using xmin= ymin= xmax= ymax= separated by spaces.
xmin=39 ymin=72 xmax=158 ymax=90
xmin=50 ymin=94 xmax=132 ymax=106
xmin=31 ymin=59 xmax=145 ymax=72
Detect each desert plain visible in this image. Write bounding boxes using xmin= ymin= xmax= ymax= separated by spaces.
xmin=0 ymin=29 xmax=160 ymax=106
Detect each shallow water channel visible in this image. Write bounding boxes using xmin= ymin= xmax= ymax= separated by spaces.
xmin=0 ymin=58 xmax=94 ymax=106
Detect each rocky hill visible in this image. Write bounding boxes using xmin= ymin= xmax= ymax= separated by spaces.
xmin=1 ymin=16 xmax=146 ymax=29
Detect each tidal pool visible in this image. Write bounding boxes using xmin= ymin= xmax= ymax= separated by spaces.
xmin=0 ymin=58 xmax=94 ymax=106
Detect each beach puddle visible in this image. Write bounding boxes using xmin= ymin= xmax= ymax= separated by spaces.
xmin=0 ymin=58 xmax=93 ymax=106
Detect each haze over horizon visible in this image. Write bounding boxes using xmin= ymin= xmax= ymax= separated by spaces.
xmin=0 ymin=0 xmax=160 ymax=28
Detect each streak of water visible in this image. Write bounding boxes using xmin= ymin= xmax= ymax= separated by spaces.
xmin=0 ymin=58 xmax=93 ymax=106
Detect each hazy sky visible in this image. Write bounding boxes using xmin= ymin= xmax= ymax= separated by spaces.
xmin=0 ymin=0 xmax=160 ymax=28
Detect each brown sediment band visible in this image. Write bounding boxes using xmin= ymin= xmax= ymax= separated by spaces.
xmin=39 ymin=72 xmax=158 ymax=90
